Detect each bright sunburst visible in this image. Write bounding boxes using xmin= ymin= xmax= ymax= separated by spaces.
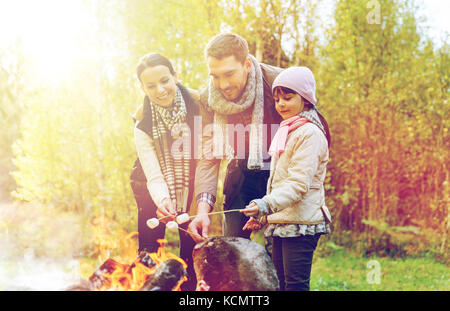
xmin=0 ymin=0 xmax=93 ymax=81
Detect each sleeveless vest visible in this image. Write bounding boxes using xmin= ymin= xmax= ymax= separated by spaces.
xmin=130 ymin=83 xmax=199 ymax=212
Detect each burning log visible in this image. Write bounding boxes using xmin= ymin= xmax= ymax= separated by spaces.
xmin=140 ymin=259 xmax=187 ymax=291
xmin=192 ymin=236 xmax=279 ymax=291
xmin=65 ymin=256 xmax=153 ymax=291
xmin=66 ymin=239 xmax=187 ymax=291
xmin=87 ymin=258 xmax=132 ymax=290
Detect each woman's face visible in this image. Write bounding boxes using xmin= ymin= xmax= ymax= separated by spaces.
xmin=140 ymin=65 xmax=178 ymax=107
xmin=274 ymin=91 xmax=304 ymax=120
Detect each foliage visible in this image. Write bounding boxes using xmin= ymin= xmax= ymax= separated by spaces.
xmin=317 ymin=0 xmax=449 ymax=256
xmin=120 ymin=0 xmax=224 ymax=89
xmin=0 ymin=43 xmax=30 ymax=197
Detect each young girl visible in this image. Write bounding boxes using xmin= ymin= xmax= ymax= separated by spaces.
xmin=129 ymin=53 xmax=199 ymax=290
xmin=241 ymin=66 xmax=332 ymax=291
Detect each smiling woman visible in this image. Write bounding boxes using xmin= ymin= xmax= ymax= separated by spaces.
xmin=0 ymin=0 xmax=94 ymax=81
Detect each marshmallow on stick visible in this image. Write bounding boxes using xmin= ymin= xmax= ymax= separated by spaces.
xmin=166 ymin=221 xmax=179 ymax=230
xmin=176 ymin=213 xmax=190 ymax=224
xmin=146 ymin=218 xmax=159 ymax=229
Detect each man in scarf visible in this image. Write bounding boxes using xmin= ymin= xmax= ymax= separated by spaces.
xmin=188 ymin=33 xmax=284 ymax=242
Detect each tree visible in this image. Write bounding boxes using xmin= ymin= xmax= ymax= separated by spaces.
xmin=317 ymin=0 xmax=449 ymax=254
xmin=0 ymin=41 xmax=30 ymax=199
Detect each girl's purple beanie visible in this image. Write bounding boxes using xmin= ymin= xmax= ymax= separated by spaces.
xmin=272 ymin=66 xmax=317 ymax=105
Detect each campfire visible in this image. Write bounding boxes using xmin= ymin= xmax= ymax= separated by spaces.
xmin=68 ymin=235 xmax=279 ymax=291
xmin=69 ymin=239 xmax=187 ymax=291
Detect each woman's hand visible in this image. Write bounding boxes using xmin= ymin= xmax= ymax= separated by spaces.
xmin=156 ymin=197 xmax=177 ymax=223
xmin=240 ymin=201 xmax=259 ymax=217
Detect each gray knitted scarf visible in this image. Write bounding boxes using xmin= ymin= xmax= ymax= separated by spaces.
xmin=299 ymin=108 xmax=326 ymax=137
xmin=208 ymin=55 xmax=264 ymax=170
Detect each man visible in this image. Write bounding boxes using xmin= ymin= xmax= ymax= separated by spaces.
xmin=188 ymin=33 xmax=283 ymax=242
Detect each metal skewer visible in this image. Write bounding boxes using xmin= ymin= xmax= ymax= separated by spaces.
xmin=156 ymin=208 xmax=243 ymax=222
xmin=148 ymin=209 xmax=245 ymax=235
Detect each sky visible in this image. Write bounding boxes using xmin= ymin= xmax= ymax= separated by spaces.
xmin=420 ymin=0 xmax=450 ymax=44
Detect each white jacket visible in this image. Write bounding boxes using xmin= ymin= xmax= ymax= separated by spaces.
xmin=134 ymin=126 xmax=170 ymax=208
xmin=263 ymin=122 xmax=332 ymax=225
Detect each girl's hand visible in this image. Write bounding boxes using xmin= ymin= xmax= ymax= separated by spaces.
xmin=156 ymin=197 xmax=177 ymax=223
xmin=240 ymin=201 xmax=259 ymax=217
xmin=243 ymin=217 xmax=262 ymax=231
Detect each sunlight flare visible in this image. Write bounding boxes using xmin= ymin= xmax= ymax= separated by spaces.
xmin=0 ymin=0 xmax=98 ymax=81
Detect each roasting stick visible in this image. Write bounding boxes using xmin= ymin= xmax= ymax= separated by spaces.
xmin=165 ymin=220 xmax=207 ymax=240
xmin=156 ymin=208 xmax=243 ymax=222
xmin=176 ymin=226 xmax=205 ymax=239
xmin=201 ymin=209 xmax=244 ymax=217
xmin=147 ymin=209 xmax=246 ymax=240
xmin=146 ymin=209 xmax=244 ymax=230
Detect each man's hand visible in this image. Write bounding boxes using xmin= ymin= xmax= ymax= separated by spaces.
xmin=188 ymin=202 xmax=211 ymax=243
xmin=156 ymin=197 xmax=176 ymax=223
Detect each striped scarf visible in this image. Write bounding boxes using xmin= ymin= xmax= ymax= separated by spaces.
xmin=150 ymin=86 xmax=190 ymax=213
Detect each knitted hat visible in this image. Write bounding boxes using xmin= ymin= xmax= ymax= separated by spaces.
xmin=272 ymin=66 xmax=317 ymax=105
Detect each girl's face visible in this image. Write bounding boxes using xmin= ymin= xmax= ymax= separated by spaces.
xmin=140 ymin=65 xmax=178 ymax=107
xmin=274 ymin=90 xmax=304 ymax=120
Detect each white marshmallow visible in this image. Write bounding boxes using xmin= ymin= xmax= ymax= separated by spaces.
xmin=166 ymin=221 xmax=179 ymax=230
xmin=146 ymin=218 xmax=159 ymax=229
xmin=176 ymin=213 xmax=190 ymax=224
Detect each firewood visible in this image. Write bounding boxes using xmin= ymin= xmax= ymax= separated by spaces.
xmin=88 ymin=258 xmax=128 ymax=290
xmin=140 ymin=259 xmax=187 ymax=291
xmin=127 ymin=250 xmax=157 ymax=272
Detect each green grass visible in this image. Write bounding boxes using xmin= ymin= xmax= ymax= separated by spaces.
xmin=176 ymin=229 xmax=449 ymax=291
xmin=310 ymin=249 xmax=449 ymax=291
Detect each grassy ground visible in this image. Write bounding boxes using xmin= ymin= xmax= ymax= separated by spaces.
xmin=252 ymin=231 xmax=449 ymax=291
xmin=310 ymin=250 xmax=449 ymax=291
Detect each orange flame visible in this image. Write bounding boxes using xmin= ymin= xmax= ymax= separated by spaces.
xmin=92 ymin=239 xmax=187 ymax=291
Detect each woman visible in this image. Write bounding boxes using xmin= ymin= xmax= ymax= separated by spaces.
xmin=130 ymin=53 xmax=199 ymax=291
xmin=241 ymin=66 xmax=332 ymax=291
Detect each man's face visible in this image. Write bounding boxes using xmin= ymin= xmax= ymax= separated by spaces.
xmin=207 ymin=55 xmax=252 ymax=102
